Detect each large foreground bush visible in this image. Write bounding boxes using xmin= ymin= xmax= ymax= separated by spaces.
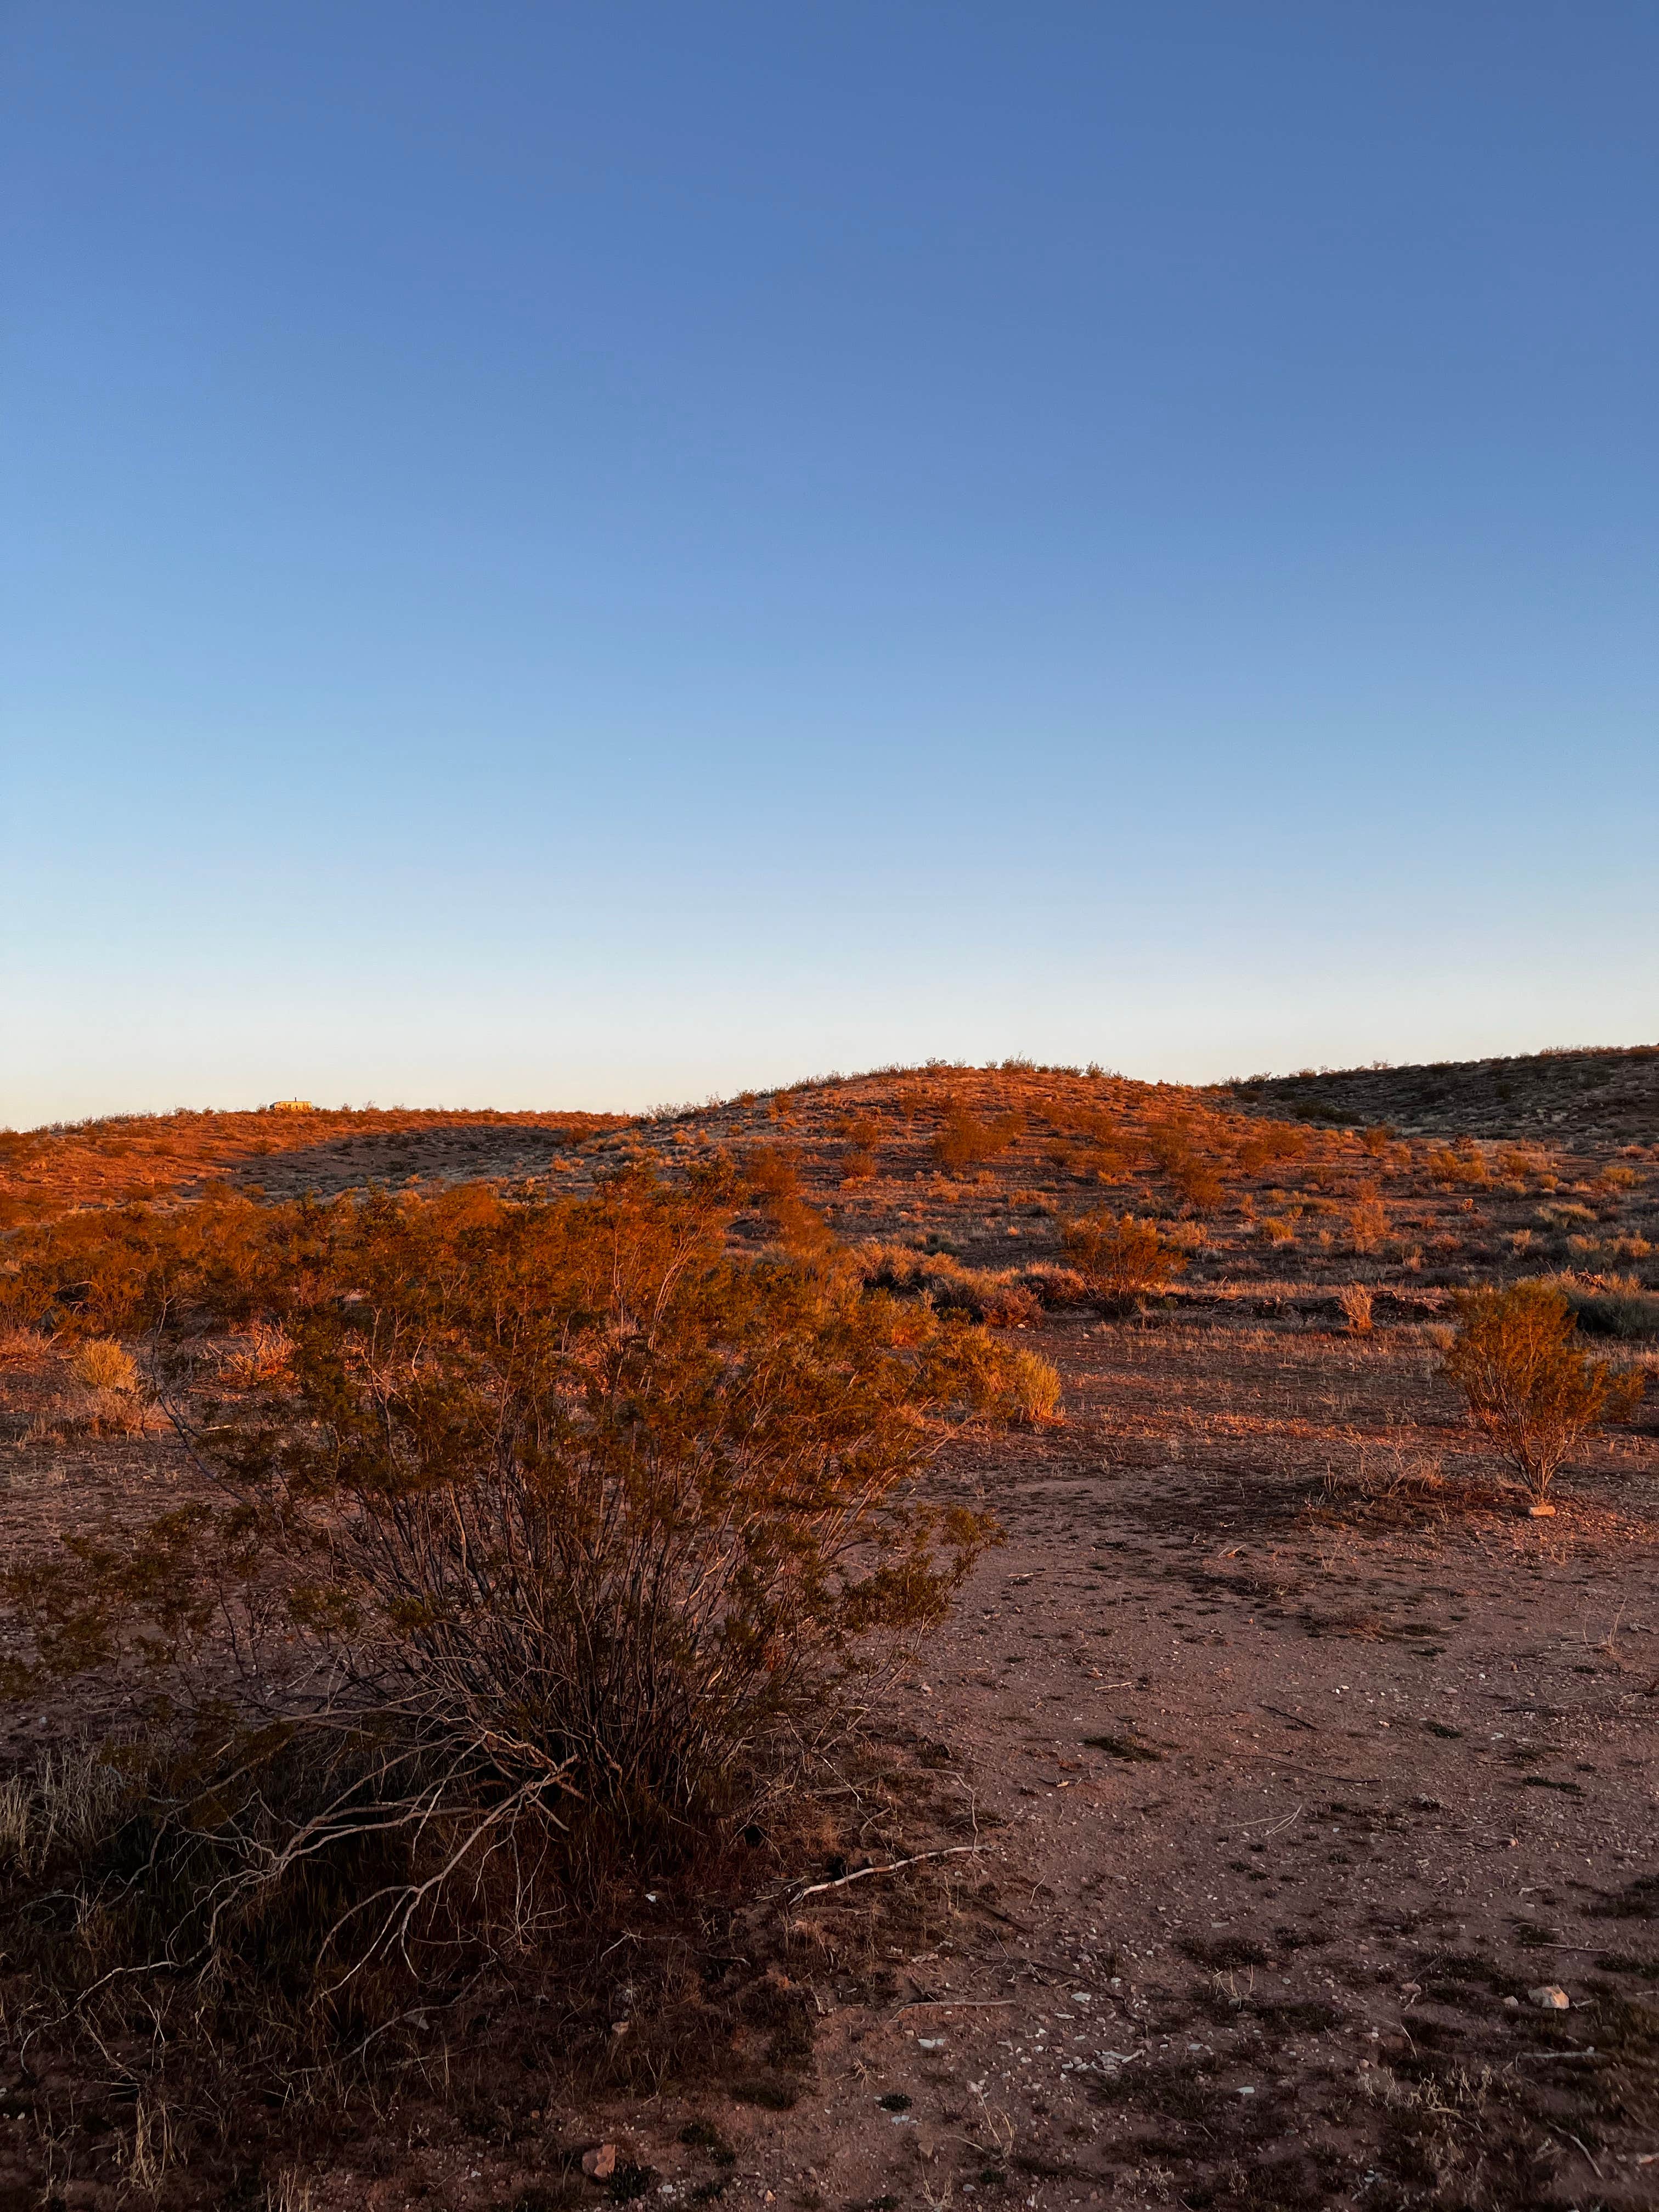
xmin=5 ymin=1171 xmax=1045 ymax=1984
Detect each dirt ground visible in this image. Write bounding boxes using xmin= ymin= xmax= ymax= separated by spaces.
xmin=1 ymin=1049 xmax=1655 ymax=2210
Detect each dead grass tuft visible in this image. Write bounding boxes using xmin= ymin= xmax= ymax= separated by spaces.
xmin=70 ymin=1336 xmax=139 ymax=1394
xmin=1338 ymin=1285 xmax=1374 ymax=1336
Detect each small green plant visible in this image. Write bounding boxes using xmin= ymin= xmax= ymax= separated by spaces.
xmin=1060 ymin=1212 xmax=1186 ymax=1307
xmin=1442 ymin=1280 xmax=1645 ymax=1505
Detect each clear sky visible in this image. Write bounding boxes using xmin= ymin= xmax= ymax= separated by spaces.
xmin=7 ymin=3 xmax=1656 ymax=1125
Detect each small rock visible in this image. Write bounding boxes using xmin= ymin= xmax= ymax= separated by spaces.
xmin=1527 ymin=1984 xmax=1570 ymax=2011
xmin=1503 ymin=1996 xmax=1519 ymax=2009
xmin=583 ymin=2143 xmax=618 ymax=2179
xmin=1527 ymin=1503 xmax=1556 ymax=1518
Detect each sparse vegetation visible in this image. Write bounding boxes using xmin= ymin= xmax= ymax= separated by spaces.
xmin=1 ymin=1046 xmax=1656 ymax=2204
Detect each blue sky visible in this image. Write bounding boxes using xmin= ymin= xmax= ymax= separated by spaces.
xmin=7 ymin=2 xmax=1655 ymax=1122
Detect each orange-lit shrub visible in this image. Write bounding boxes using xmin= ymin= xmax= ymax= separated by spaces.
xmin=837 ymin=1115 xmax=880 ymax=1184
xmin=860 ymin=1244 xmax=1043 ymax=1329
xmin=1060 ymin=1211 xmax=1186 ymax=1306
xmin=1348 ymin=1195 xmax=1387 ymax=1251
xmin=1427 ymin=1142 xmax=1491 ymax=1188
xmin=1235 ymin=1123 xmax=1308 ymax=1176
xmin=932 ymin=1104 xmax=1023 ymax=1175
xmin=1442 ymin=1281 xmax=1644 ymax=1503
xmin=5 ymin=1175 xmax=1041 ymax=1865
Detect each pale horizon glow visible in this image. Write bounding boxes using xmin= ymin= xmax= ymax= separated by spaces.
xmin=7 ymin=3 xmax=1656 ymax=1128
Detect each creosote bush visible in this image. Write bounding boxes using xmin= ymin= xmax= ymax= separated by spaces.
xmin=1427 ymin=1141 xmax=1491 ymax=1188
xmin=1060 ymin=1211 xmax=1186 ymax=1308
xmin=1442 ymin=1280 xmax=1644 ymax=1503
xmin=735 ymin=1144 xmax=833 ymax=1255
xmin=4 ymin=1169 xmax=1046 ymax=1997
xmin=932 ymin=1103 xmax=1022 ymax=1175
xmin=836 ymin=1115 xmax=880 ymax=1184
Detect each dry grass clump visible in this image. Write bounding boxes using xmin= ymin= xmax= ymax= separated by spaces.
xmin=1538 ymin=1201 xmax=1596 ymax=1232
xmin=1061 ymin=1211 xmax=1186 ymax=1308
xmin=1558 ymin=1274 xmax=1659 ymax=1340
xmin=1427 ymin=1141 xmax=1491 ymax=1188
xmin=1014 ymin=1263 xmax=1091 ymax=1308
xmin=1347 ymin=1195 xmax=1387 ymax=1252
xmin=0 ymin=1323 xmax=43 ymax=1370
xmin=14 ymin=1336 xmax=156 ymax=1440
xmin=70 ymin=1336 xmax=139 ymax=1393
xmin=1338 ymin=1285 xmax=1374 ymax=1336
xmin=1442 ymin=1280 xmax=1645 ymax=1506
xmin=859 ymin=1244 xmax=1042 ymax=1327
xmin=216 ymin=1319 xmax=296 ymax=1386
xmin=1319 ymin=1448 xmax=1456 ymax=1521
xmin=0 ymin=1745 xmax=129 ymax=1879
